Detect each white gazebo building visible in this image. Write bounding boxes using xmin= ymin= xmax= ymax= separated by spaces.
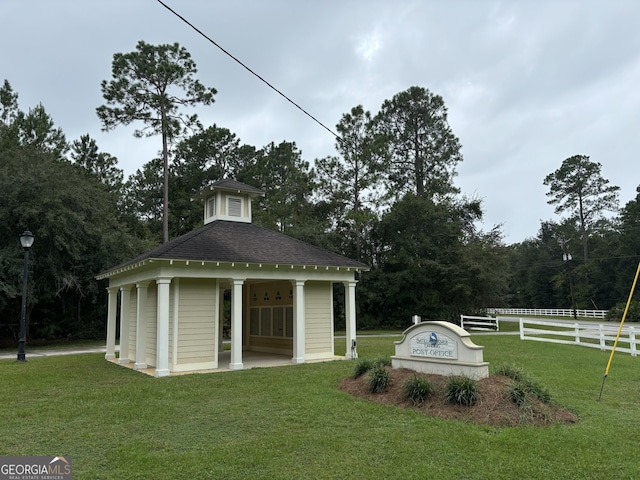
xmin=97 ymin=179 xmax=368 ymax=377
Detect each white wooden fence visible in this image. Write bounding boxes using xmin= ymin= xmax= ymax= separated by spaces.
xmin=519 ymin=318 xmax=638 ymax=356
xmin=460 ymin=315 xmax=499 ymax=332
xmin=488 ymin=308 xmax=608 ymax=319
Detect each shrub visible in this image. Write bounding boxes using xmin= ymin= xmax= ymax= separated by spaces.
xmin=374 ymin=355 xmax=392 ymax=368
xmin=494 ymin=364 xmax=551 ymax=407
xmin=519 ymin=377 xmax=551 ymax=404
xmin=498 ymin=363 xmax=553 ymax=406
xmin=403 ymin=375 xmax=433 ymax=405
xmin=509 ymin=383 xmax=528 ymax=407
xmin=606 ymin=300 xmax=640 ymax=322
xmin=493 ymin=363 xmax=526 ymax=381
xmin=353 ymin=356 xmax=391 ymax=379
xmin=445 ymin=375 xmax=478 ymax=406
xmin=353 ymin=357 xmax=374 ymax=378
xmin=368 ymin=366 xmax=391 ymax=393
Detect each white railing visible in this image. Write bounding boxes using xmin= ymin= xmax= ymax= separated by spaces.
xmin=460 ymin=315 xmax=499 ymax=332
xmin=519 ymin=318 xmax=638 ymax=356
xmin=487 ymin=308 xmax=608 ymax=319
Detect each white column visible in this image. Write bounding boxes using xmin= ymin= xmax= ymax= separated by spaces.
xmin=118 ymin=286 xmax=132 ymax=364
xmin=105 ymin=287 xmax=118 ymax=360
xmin=155 ymin=277 xmax=172 ymax=377
xmin=230 ymin=279 xmax=244 ymax=370
xmin=344 ymin=280 xmax=358 ymax=359
xmin=292 ymin=280 xmax=305 ymax=364
xmin=134 ymin=282 xmax=149 ymax=370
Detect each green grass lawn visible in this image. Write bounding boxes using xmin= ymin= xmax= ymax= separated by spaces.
xmin=1 ymin=335 xmax=639 ymax=479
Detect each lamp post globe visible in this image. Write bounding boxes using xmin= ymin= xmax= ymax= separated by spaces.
xmin=20 ymin=230 xmax=35 ymax=249
xmin=17 ymin=230 xmax=34 ymax=362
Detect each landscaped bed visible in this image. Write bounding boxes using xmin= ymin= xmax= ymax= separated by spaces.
xmin=339 ymin=367 xmax=578 ymax=427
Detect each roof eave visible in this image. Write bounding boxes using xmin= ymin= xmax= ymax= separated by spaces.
xmin=191 ymin=185 xmax=265 ymax=202
xmin=95 ymin=258 xmax=369 ymax=281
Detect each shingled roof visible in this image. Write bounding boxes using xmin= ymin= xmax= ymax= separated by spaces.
xmin=100 ymin=220 xmax=369 ymax=276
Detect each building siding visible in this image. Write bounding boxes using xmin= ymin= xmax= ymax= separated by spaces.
xmin=177 ymin=278 xmax=216 ymax=364
xmin=304 ymin=281 xmax=333 ymax=356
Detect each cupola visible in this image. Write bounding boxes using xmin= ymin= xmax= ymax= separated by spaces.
xmin=192 ymin=179 xmax=265 ymax=224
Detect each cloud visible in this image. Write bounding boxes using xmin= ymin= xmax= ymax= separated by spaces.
xmin=2 ymin=0 xmax=639 ymax=244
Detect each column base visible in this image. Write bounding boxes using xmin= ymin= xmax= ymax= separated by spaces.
xmin=134 ymin=362 xmax=147 ymax=370
xmin=155 ymin=369 xmax=170 ymax=378
xmin=105 ymin=353 xmax=116 ymax=360
xmin=229 ymin=362 xmax=244 ymax=370
xmin=292 ymin=357 xmax=305 ymax=364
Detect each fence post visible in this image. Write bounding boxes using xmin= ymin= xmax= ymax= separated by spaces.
xmin=519 ymin=318 xmax=525 ymax=340
xmin=574 ymin=323 xmax=580 ymax=344
xmin=631 ymin=327 xmax=637 ymax=357
xmin=599 ymin=324 xmax=606 ymax=351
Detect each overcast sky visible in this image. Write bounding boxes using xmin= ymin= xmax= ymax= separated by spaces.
xmin=2 ymin=0 xmax=639 ymax=244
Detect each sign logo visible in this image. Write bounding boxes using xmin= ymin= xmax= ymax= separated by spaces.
xmin=0 ymin=456 xmax=72 ymax=480
xmin=410 ymin=331 xmax=458 ymax=359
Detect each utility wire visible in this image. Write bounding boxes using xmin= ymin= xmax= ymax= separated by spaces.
xmin=156 ymin=0 xmax=339 ymax=139
xmin=509 ymin=253 xmax=640 ymax=270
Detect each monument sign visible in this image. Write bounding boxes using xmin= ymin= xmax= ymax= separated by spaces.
xmin=392 ymin=321 xmax=489 ymax=379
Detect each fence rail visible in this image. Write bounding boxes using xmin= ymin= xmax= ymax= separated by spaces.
xmin=460 ymin=315 xmax=499 ymax=332
xmin=519 ymin=318 xmax=638 ymax=357
xmin=488 ymin=308 xmax=608 ymax=319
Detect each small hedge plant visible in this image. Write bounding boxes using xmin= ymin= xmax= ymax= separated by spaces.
xmin=494 ymin=363 xmax=552 ymax=406
xmin=353 ymin=356 xmax=391 ymax=379
xmin=493 ymin=363 xmax=526 ymax=381
xmin=374 ymin=355 xmax=391 ymax=367
xmin=367 ymin=365 xmax=391 ymax=393
xmin=402 ymin=375 xmax=433 ymax=405
xmin=353 ymin=358 xmax=375 ymax=378
xmin=353 ymin=356 xmax=393 ymax=393
xmin=445 ymin=375 xmax=478 ymax=406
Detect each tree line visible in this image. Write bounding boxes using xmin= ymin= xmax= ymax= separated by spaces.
xmin=1 ymin=41 xmax=639 ymax=344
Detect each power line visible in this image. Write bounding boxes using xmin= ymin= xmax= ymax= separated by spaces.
xmin=156 ymin=0 xmax=339 ymax=139
xmin=518 ymin=253 xmax=640 ymax=269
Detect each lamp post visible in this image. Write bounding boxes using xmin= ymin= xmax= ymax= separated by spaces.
xmin=562 ymin=252 xmax=578 ymax=320
xmin=17 ymin=230 xmax=34 ymax=362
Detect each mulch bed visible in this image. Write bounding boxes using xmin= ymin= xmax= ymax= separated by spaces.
xmin=339 ymin=368 xmax=578 ymax=427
